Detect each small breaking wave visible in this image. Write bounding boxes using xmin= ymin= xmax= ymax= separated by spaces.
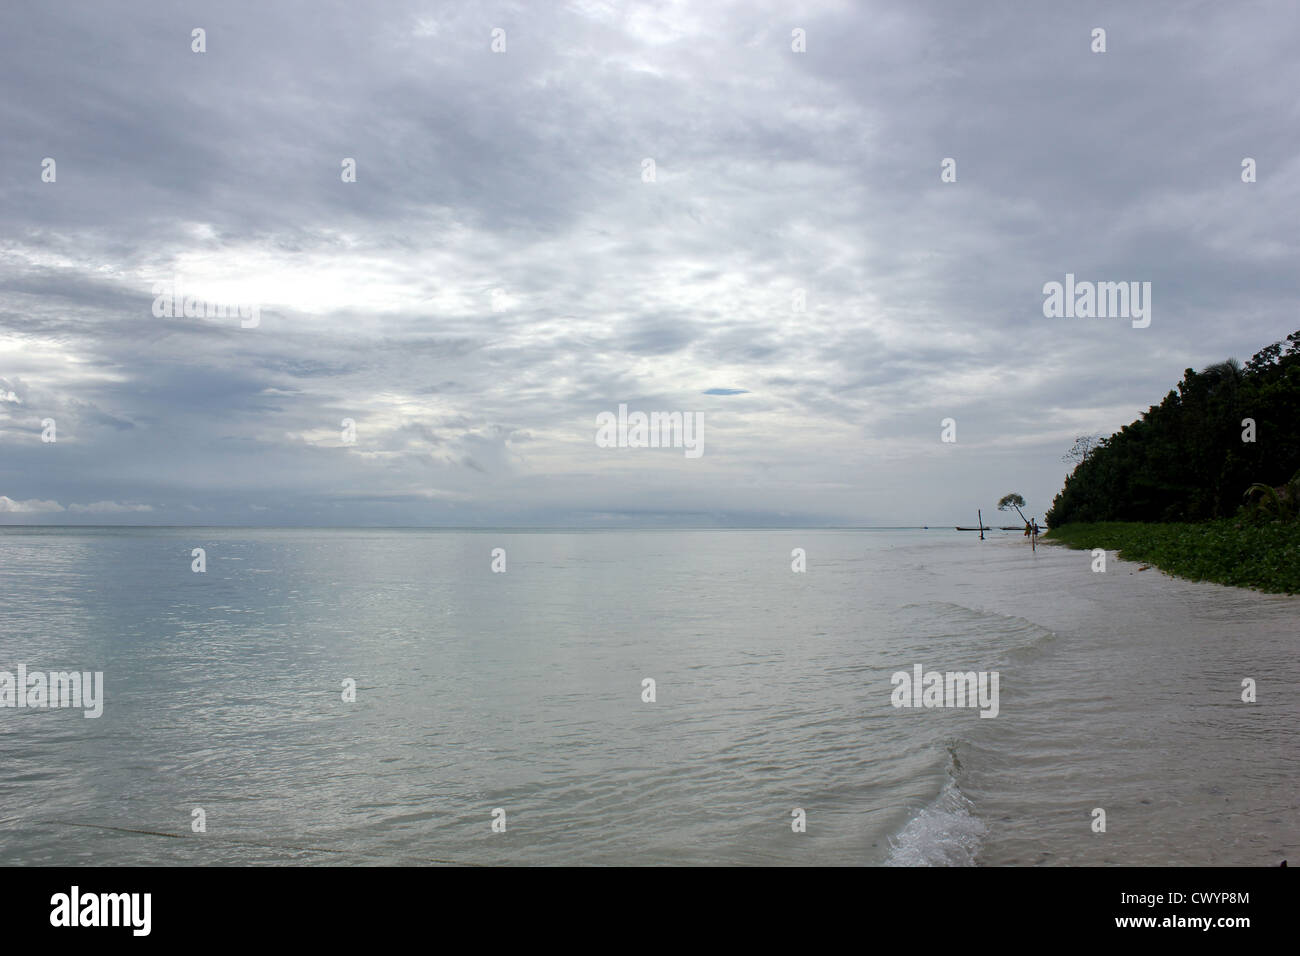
xmin=898 ymin=600 xmax=1058 ymax=663
xmin=885 ymin=744 xmax=986 ymax=867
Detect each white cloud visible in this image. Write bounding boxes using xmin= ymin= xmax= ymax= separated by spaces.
xmin=0 ymin=496 xmax=65 ymax=513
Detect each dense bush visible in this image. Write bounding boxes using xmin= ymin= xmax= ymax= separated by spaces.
xmin=1045 ymin=330 xmax=1300 ymax=526
xmin=1045 ymin=521 xmax=1300 ymax=594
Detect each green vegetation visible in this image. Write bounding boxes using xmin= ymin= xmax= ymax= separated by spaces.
xmin=1044 ymin=521 xmax=1300 ymax=594
xmin=997 ymin=492 xmax=1030 ymax=525
xmin=1243 ymin=468 xmax=1300 ymax=522
xmin=1045 ymin=330 xmax=1300 ymax=526
xmin=1041 ymin=329 xmax=1300 ymax=593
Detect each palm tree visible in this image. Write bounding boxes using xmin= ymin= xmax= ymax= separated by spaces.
xmin=1244 ymin=468 xmax=1300 ymax=522
xmin=1203 ymin=357 xmax=1243 ymax=381
xmin=1203 ymin=358 xmax=1243 ymax=379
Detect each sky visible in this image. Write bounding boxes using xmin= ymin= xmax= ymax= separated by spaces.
xmin=1 ymin=0 xmax=1297 ymax=527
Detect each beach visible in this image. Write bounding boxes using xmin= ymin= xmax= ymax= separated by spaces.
xmin=938 ymin=536 xmax=1298 ymax=865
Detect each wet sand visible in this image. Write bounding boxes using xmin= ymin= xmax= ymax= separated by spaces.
xmin=948 ymin=537 xmax=1298 ymax=865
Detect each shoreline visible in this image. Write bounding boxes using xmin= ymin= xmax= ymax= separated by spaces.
xmin=948 ymin=534 xmax=1298 ymax=865
xmin=1044 ymin=521 xmax=1300 ymax=595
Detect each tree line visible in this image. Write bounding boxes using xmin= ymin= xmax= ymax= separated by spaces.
xmin=1046 ymin=330 xmax=1300 ymax=526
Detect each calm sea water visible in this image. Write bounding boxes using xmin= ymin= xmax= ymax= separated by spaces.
xmin=0 ymin=528 xmax=1295 ymax=866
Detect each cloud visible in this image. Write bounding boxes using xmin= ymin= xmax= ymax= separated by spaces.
xmin=0 ymin=496 xmax=64 ymax=513
xmin=0 ymin=0 xmax=1296 ymax=525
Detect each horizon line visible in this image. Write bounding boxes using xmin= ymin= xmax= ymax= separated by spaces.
xmin=0 ymin=523 xmax=970 ymax=531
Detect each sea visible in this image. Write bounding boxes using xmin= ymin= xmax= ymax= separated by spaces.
xmin=0 ymin=527 xmax=1295 ymax=866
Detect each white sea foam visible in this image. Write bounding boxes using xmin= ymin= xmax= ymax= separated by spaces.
xmin=886 ymin=780 xmax=986 ymax=867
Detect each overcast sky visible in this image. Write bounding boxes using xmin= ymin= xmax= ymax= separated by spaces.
xmin=1 ymin=0 xmax=1297 ymax=527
